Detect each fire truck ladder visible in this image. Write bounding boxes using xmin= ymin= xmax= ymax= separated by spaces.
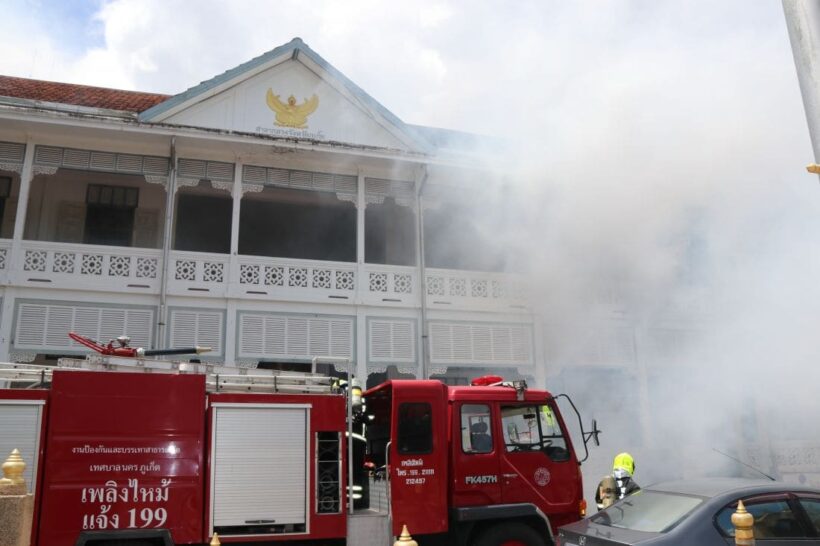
xmin=0 ymin=355 xmax=339 ymax=395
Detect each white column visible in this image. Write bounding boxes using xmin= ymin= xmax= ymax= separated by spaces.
xmin=9 ymin=141 xmax=35 ymax=271
xmin=223 ymin=161 xmax=244 ymax=366
xmin=0 ymin=142 xmax=35 ymax=361
xmin=156 ymin=140 xmax=177 ymax=349
xmin=783 ymin=0 xmax=820 ymax=164
xmin=224 ymin=300 xmax=237 ymax=366
xmin=355 ymin=308 xmax=367 ymax=384
xmin=355 ymin=169 xmax=365 ymax=305
xmin=356 ymin=169 xmax=365 ymax=264
xmin=229 ymin=162 xmax=243 ymax=257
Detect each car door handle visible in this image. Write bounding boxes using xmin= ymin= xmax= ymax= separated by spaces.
xmin=502 ymin=473 xmax=518 ymax=479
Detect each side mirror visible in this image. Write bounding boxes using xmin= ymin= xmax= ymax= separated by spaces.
xmin=553 ymin=393 xmax=601 ymax=463
xmin=589 ymin=419 xmax=601 ymax=447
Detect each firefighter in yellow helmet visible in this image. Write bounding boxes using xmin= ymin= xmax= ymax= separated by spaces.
xmin=595 ymin=452 xmax=640 ymax=510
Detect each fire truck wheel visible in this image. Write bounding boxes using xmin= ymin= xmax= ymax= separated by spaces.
xmin=472 ymin=521 xmax=547 ymax=546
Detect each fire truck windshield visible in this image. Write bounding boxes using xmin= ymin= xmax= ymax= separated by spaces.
xmin=501 ymin=404 xmax=570 ymax=461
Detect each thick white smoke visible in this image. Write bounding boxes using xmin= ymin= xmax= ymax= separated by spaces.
xmin=4 ymin=0 xmax=819 ymax=505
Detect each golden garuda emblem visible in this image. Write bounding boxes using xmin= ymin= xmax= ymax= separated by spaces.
xmin=265 ymin=90 xmax=319 ymax=128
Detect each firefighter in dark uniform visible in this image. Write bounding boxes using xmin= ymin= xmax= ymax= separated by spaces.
xmin=595 ymin=452 xmax=640 ymax=510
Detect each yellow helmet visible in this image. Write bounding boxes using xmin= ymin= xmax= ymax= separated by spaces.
xmin=613 ymin=452 xmax=635 ymax=475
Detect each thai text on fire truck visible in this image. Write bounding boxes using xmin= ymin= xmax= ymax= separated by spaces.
xmin=396 ymin=458 xmax=435 ymax=485
xmin=80 ymin=478 xmax=170 ymax=530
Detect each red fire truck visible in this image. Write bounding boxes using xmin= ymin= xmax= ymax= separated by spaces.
xmin=0 ymin=335 xmax=599 ymax=546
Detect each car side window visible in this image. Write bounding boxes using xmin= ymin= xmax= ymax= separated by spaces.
xmin=716 ymin=499 xmax=806 ymax=539
xmin=461 ymin=404 xmax=493 ymax=454
xmin=798 ymin=497 xmax=820 ymax=534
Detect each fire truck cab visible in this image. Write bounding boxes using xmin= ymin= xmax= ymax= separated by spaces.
xmin=0 ymin=356 xmax=595 ymax=546
xmin=363 ymin=378 xmax=585 ymax=546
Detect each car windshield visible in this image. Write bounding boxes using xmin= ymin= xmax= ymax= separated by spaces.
xmin=590 ymin=490 xmax=704 ymax=533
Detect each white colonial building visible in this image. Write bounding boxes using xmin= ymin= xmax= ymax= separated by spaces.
xmin=0 ymin=38 xmax=542 ymax=389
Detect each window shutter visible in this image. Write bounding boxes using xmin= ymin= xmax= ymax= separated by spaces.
xmin=240 ymin=314 xmax=264 ymax=355
xmin=330 ymin=320 xmax=353 ymax=359
xmin=286 ymin=318 xmax=309 ymax=356
xmin=14 ymin=302 xmax=154 ymax=352
xmin=169 ymin=309 xmax=223 ymax=355
xmin=369 ymin=319 xmax=415 ymax=363
xmin=428 ymin=321 xmax=534 ymax=366
xmin=308 ymin=319 xmax=330 ymax=356
xmin=238 ymin=313 xmax=353 ymax=361
xmin=263 ymin=316 xmax=286 ymax=355
xmin=0 ymin=403 xmax=43 ymax=493
xmin=15 ymin=304 xmax=47 ymax=347
xmin=33 ymin=145 xmax=169 ymax=176
xmin=0 ymin=141 xmax=25 ymax=164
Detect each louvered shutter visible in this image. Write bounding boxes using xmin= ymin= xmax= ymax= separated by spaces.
xmin=0 ymin=402 xmax=43 ymax=493
xmin=329 ymin=320 xmax=352 ymax=358
xmin=368 ymin=319 xmax=416 ymax=363
xmin=287 ymin=318 xmax=308 ymax=356
xmin=238 ymin=313 xmax=353 ymax=361
xmin=263 ymin=316 xmax=286 ymax=355
xmin=169 ymin=309 xmax=223 ymax=355
xmin=0 ymin=141 xmax=26 ymax=164
xmin=33 ymin=145 xmax=169 ymax=176
xmin=14 ymin=302 xmax=154 ymax=351
xmin=241 ymin=315 xmax=264 ymax=355
xmin=428 ymin=322 xmax=534 ymax=366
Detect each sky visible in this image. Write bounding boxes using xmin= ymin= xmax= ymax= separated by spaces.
xmin=3 ymin=0 xmax=820 ymax=490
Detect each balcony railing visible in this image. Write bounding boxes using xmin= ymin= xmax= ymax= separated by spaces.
xmin=425 ymin=268 xmax=529 ymax=310
xmin=0 ymin=240 xmax=10 ymax=283
xmin=231 ymin=255 xmax=358 ymax=302
xmin=15 ymin=241 xmax=161 ymax=291
xmin=4 ymin=241 xmax=529 ymax=310
xmin=168 ymin=251 xmax=230 ymax=296
xmin=362 ymin=264 xmax=418 ymax=304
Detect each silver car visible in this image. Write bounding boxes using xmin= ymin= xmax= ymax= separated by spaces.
xmin=558 ymin=478 xmax=820 ymax=545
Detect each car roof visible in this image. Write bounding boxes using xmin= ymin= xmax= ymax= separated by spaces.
xmin=645 ymin=477 xmax=820 ymax=498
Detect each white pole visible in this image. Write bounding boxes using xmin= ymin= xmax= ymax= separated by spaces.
xmin=157 ymin=137 xmax=177 ymax=346
xmin=783 ymin=0 xmax=820 ymax=169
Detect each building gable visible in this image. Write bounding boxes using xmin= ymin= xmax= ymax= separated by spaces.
xmin=140 ymin=38 xmax=431 ymax=153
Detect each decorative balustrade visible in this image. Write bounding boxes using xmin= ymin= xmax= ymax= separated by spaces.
xmin=0 ymin=240 xmax=10 ymax=282
xmin=168 ymin=251 xmax=231 ymax=295
xmin=232 ymin=256 xmax=358 ymax=301
xmin=5 ymin=242 xmax=529 ymax=311
xmin=362 ymin=264 xmax=418 ymax=303
xmin=16 ymin=241 xmax=162 ymax=290
xmin=424 ymin=268 xmax=529 ymax=309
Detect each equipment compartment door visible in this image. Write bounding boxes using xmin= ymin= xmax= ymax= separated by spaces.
xmin=210 ymin=404 xmax=309 ymax=534
xmin=0 ymin=398 xmax=45 ymax=494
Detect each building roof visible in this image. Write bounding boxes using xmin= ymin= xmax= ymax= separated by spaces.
xmin=138 ymin=37 xmax=433 ymax=153
xmin=408 ymin=124 xmax=503 ymax=154
xmin=0 ymin=39 xmax=495 ymax=156
xmin=0 ymin=74 xmax=170 ymax=113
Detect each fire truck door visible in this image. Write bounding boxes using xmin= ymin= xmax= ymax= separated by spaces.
xmin=498 ymin=404 xmax=577 ymax=513
xmin=388 ymin=384 xmax=448 ymax=537
xmin=451 ymin=402 xmax=501 ymax=506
